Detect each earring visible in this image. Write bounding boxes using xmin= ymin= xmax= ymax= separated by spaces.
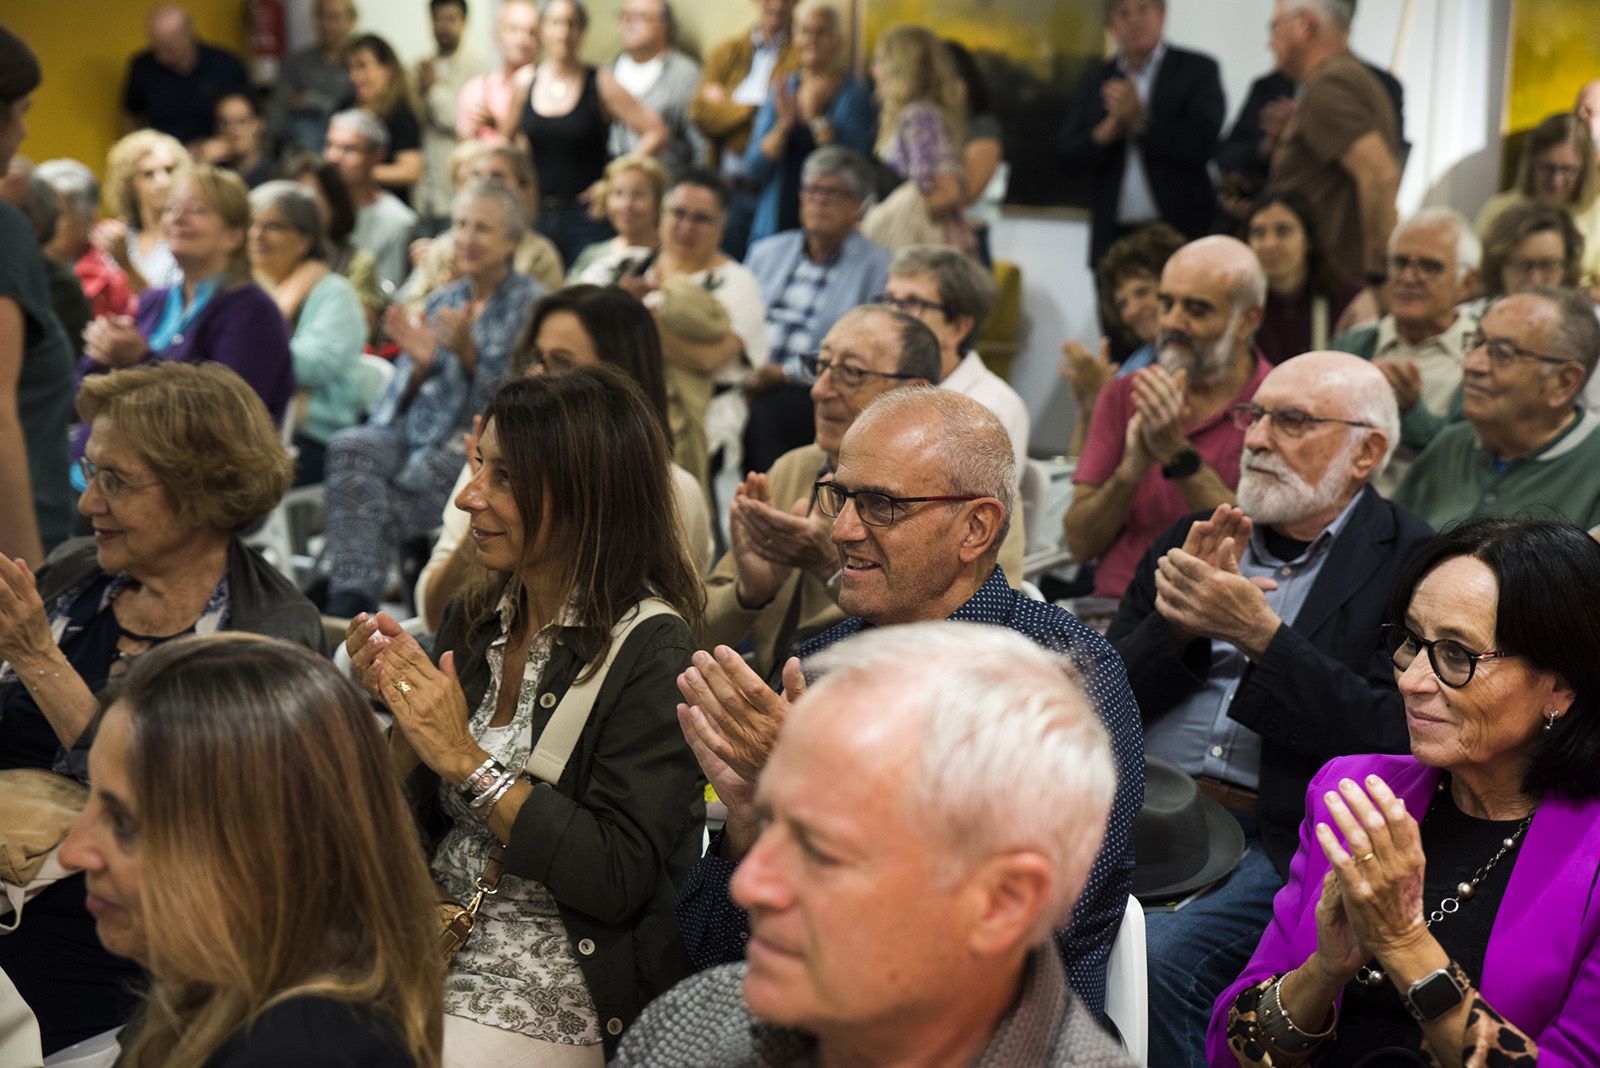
xmin=1546 ymin=708 xmax=1559 ymax=732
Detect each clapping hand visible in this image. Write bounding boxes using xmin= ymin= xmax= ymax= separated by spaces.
xmin=1155 ymin=505 xmax=1281 ymax=656
xmin=346 ymin=611 xmax=481 ymax=779
xmin=1129 ymin=365 xmax=1190 ymax=465
xmin=1101 ymin=78 xmax=1144 ymax=135
xmin=430 ymin=306 xmax=474 ymax=357
xmin=0 ymin=556 xmax=52 ymax=666
xmin=1060 ymin=337 xmax=1118 ymax=408
xmin=384 ymin=305 xmax=440 ymax=372
xmin=1378 ymin=360 xmax=1423 ymax=414
xmin=1315 ymin=775 xmax=1430 ymax=962
xmin=83 ymin=315 xmax=149 ymax=367
xmin=676 ymin=647 xmax=807 ymax=804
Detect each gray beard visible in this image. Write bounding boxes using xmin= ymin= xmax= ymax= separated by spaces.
xmin=1158 ymin=311 xmax=1241 ymax=383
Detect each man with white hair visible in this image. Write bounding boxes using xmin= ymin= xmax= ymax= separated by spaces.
xmin=1066 ymin=234 xmax=1271 ymax=599
xmin=1332 ymin=206 xmax=1480 ymax=490
xmin=621 ymin=622 xmax=1135 ymax=1067
xmin=676 ymin=387 xmax=1143 ymax=1021
xmin=1107 ymin=350 xmax=1432 ymax=1066
xmin=1265 ymin=0 xmax=1401 ymax=287
xmin=323 ymin=108 xmax=418 ymax=290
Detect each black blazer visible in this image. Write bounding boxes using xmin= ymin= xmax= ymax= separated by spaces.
xmin=1106 ymin=486 xmax=1434 ymax=875
xmin=1058 ymin=44 xmax=1225 ymax=264
xmin=420 ymin=596 xmax=701 ymax=1057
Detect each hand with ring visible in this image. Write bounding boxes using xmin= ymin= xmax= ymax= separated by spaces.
xmin=1315 ymin=774 xmax=1430 ymax=961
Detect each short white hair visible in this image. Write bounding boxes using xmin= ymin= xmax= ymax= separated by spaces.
xmin=1278 ymin=0 xmax=1353 ymax=32
xmin=37 ymin=158 xmax=100 ymax=221
xmin=1390 ymin=206 xmax=1482 ymax=278
xmin=452 ymin=178 xmax=527 ymax=244
xmin=801 ymin=622 xmax=1116 ymax=944
xmin=328 ymin=108 xmax=389 ymax=153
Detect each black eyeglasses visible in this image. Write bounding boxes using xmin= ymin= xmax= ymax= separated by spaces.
xmin=1228 ymin=403 xmax=1373 ymax=437
xmin=1464 ymin=330 xmax=1577 ymax=372
xmin=813 ymin=480 xmax=979 ymax=527
xmin=1381 ymin=623 xmax=1515 ymax=688
xmin=1387 ymin=253 xmax=1449 ymax=280
xmin=873 ymin=293 xmax=950 ymax=318
xmin=799 ymin=353 xmax=923 ymax=390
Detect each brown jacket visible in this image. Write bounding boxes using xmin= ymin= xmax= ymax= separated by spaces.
xmin=701 ymin=443 xmax=1027 ymax=680
xmin=687 ymin=29 xmax=800 ymax=165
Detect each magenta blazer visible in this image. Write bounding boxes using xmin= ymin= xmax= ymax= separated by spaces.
xmin=1205 ymin=753 xmax=1600 ymax=1067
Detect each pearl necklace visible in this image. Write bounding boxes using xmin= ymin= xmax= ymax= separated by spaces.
xmin=1356 ymin=780 xmax=1533 ymax=987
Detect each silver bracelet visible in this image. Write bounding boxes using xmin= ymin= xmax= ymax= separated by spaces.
xmin=457 ymin=756 xmax=502 ymax=803
xmin=474 ymin=770 xmax=520 ymax=815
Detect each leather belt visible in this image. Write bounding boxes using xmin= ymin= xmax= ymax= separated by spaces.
xmin=1195 ymin=776 xmax=1258 ymax=816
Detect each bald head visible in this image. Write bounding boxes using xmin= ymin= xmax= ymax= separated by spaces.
xmin=1168 ymin=235 xmax=1268 ymax=316
xmin=1579 ymin=80 xmax=1600 ymax=154
xmin=1268 ymin=350 xmax=1399 ymax=463
xmin=148 ymin=5 xmax=198 ymax=71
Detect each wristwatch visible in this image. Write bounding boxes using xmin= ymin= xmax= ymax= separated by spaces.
xmin=1401 ymin=963 xmax=1468 ymax=1022
xmin=1160 ymin=446 xmax=1201 ymax=480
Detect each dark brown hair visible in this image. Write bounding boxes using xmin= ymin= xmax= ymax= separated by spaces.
xmin=467 ymin=366 xmax=704 ymax=664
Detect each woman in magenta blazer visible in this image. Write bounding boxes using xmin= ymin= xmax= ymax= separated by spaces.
xmin=1208 ymin=516 xmax=1600 ymax=1067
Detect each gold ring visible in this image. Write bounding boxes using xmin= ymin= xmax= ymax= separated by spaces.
xmin=1356 ymin=851 xmax=1376 ymax=863
xmin=396 ymin=679 xmax=414 ymax=694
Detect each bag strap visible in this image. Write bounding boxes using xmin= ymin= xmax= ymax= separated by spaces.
xmin=524 ymin=598 xmax=680 ymax=786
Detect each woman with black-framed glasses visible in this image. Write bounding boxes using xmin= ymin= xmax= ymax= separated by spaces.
xmin=1210 ymin=516 xmax=1600 ymax=1067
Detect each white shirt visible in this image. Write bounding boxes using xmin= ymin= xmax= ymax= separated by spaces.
xmin=613 ymin=52 xmax=666 ymax=98
xmin=722 ymin=29 xmax=787 ymax=176
xmin=1371 ymin=312 xmax=1472 ymax=494
xmin=942 ymin=350 xmax=1032 ymax=470
xmin=1114 ymin=43 xmax=1166 ymax=226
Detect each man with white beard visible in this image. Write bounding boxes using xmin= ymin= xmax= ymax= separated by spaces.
xmin=1067 ymin=235 xmax=1273 ymax=599
xmin=1104 ymin=350 xmax=1432 ymax=1067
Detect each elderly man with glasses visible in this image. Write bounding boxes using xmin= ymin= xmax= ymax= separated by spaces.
xmin=676 ymin=386 xmax=1143 ymax=1026
xmin=1395 ymin=288 xmax=1600 ymax=532
xmin=1331 ymin=207 xmax=1481 ymax=492
xmin=700 ymin=304 xmax=1026 ymax=685
xmin=743 ymin=146 xmax=890 ymax=473
xmin=1105 ymin=349 xmax=1432 ymax=1066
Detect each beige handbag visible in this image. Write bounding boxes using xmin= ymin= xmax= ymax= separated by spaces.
xmin=0 ymin=769 xmax=89 ymax=934
xmin=437 ymin=599 xmax=681 ymax=962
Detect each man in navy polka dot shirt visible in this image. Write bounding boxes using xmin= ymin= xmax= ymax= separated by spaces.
xmin=674 ymin=386 xmax=1144 ymax=1022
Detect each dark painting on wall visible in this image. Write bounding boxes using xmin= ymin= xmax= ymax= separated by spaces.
xmin=857 ymin=0 xmax=1111 ymax=209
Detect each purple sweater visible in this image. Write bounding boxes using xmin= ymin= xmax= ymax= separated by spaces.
xmin=74 ymin=283 xmax=294 ymax=457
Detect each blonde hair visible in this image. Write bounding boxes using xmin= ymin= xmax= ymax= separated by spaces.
xmin=76 ymin=362 xmax=292 ymax=533
xmin=872 ymin=26 xmax=965 ymax=157
xmin=105 ymin=129 xmax=188 ymax=229
xmin=175 ymin=164 xmax=253 ymax=283
xmin=110 ymin=635 xmax=443 ymax=1068
xmin=594 ymin=153 xmax=668 ymax=222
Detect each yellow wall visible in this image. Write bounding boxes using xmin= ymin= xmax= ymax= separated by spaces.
xmin=1506 ymin=0 xmax=1600 ymax=132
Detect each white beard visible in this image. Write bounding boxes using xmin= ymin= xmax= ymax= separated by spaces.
xmin=1237 ymin=438 xmax=1359 ymax=528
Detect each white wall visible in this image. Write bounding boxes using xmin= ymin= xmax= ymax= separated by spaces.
xmin=999 ymin=0 xmax=1511 ymax=457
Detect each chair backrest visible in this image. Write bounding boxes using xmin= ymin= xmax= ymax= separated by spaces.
xmin=1104 ymin=895 xmax=1148 ymax=1065
xmin=1020 ymin=457 xmax=1077 ymax=557
xmin=357 ymin=353 xmax=396 ymax=414
xmin=40 ymin=1025 xmax=120 ymax=1067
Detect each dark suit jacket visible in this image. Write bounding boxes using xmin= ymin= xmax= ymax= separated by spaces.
xmin=1058 ymin=44 xmax=1225 ymax=264
xmin=1105 ymin=486 xmax=1433 ymax=875
xmin=1215 ymin=60 xmax=1406 ymax=194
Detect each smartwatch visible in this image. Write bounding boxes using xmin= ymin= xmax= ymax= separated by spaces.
xmin=1402 ymin=964 xmax=1467 ymax=1023
xmin=1161 ymin=447 xmax=1201 ymax=480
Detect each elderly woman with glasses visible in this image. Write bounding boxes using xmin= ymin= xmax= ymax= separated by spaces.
xmin=76 ymin=165 xmax=295 ymax=464
xmin=0 ymin=361 xmax=322 ymax=1054
xmin=1210 ymin=516 xmax=1600 ymax=1068
xmin=249 ymin=180 xmax=367 ymax=485
xmin=1476 ymin=112 xmax=1600 ymax=301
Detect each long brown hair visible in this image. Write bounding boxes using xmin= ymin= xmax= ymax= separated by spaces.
xmin=345 ymin=33 xmax=414 ymax=124
xmin=111 ymin=635 xmax=443 ymax=1068
xmin=464 ymin=366 xmax=704 ymax=666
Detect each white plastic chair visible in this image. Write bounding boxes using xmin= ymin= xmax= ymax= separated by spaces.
xmin=1104 ymin=895 xmax=1148 ymax=1065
